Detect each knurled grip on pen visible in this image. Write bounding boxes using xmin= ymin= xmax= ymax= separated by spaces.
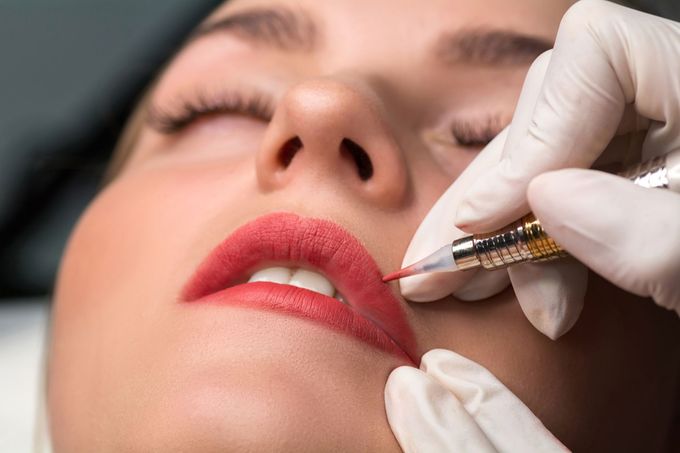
xmin=451 ymin=152 xmax=678 ymax=271
xmin=452 ymin=214 xmax=567 ymax=271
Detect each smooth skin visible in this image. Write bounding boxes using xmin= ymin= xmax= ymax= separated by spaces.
xmin=48 ymin=0 xmax=680 ymax=451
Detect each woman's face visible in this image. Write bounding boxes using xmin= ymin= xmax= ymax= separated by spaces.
xmin=49 ymin=0 xmax=680 ymax=451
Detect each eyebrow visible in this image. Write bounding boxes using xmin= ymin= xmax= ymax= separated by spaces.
xmin=434 ymin=29 xmax=553 ymax=66
xmin=191 ymin=6 xmax=318 ymax=52
xmin=188 ymin=8 xmax=550 ymax=68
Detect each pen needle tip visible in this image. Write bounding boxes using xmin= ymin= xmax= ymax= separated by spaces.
xmin=382 ymin=268 xmax=414 ymax=282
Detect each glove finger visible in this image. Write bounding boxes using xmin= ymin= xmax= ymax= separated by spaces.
xmin=508 ymin=259 xmax=588 ymax=340
xmin=420 ymin=349 xmax=569 ymax=453
xmin=399 ymin=128 xmax=510 ymax=302
xmin=453 ymin=268 xmax=510 ymax=302
xmin=400 ymin=269 xmax=506 ymax=303
xmin=385 ymin=366 xmax=498 ymax=453
xmin=528 ymin=169 xmax=680 ymax=312
xmin=456 ymin=1 xmax=680 ymax=233
xmin=502 ymin=49 xmax=552 ymax=159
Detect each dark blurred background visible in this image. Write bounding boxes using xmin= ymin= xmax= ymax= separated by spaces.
xmin=0 ymin=0 xmax=678 ymax=299
xmin=0 ymin=0 xmax=222 ymax=297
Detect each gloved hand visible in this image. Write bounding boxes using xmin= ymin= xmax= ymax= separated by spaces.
xmin=399 ymin=0 xmax=680 ymax=339
xmin=384 ymin=349 xmax=569 ymax=453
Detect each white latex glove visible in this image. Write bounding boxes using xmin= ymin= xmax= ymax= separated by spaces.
xmin=397 ymin=128 xmax=513 ymax=303
xmin=385 ymin=349 xmax=569 ymax=453
xmin=400 ymin=0 xmax=680 ymax=339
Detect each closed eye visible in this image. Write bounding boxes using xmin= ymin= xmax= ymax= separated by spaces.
xmin=146 ymin=90 xmax=274 ymax=134
xmin=450 ymin=115 xmax=505 ymax=148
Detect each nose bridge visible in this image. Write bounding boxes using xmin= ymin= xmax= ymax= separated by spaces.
xmin=256 ymin=77 xmax=410 ymax=208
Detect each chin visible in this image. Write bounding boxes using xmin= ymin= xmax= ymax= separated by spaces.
xmin=50 ymin=308 xmax=406 ymax=452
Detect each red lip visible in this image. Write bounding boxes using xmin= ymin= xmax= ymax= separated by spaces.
xmin=181 ymin=212 xmax=418 ymax=364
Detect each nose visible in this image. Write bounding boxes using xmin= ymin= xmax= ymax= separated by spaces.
xmin=256 ymin=79 xmax=410 ymax=207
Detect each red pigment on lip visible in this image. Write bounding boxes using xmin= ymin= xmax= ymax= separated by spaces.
xmin=181 ymin=212 xmax=420 ymax=364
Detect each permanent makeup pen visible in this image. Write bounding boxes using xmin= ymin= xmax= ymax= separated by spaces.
xmin=383 ymin=149 xmax=680 ymax=282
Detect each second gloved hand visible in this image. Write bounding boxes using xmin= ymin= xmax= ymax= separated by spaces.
xmin=384 ymin=349 xmax=569 ymax=453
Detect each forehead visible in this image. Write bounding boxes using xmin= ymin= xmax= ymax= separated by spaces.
xmin=180 ymin=0 xmax=573 ymax=93
xmin=215 ymin=0 xmax=574 ymax=51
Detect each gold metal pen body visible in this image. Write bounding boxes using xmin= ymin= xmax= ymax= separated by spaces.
xmin=382 ymin=150 xmax=680 ymax=282
xmin=456 ymin=152 xmax=677 ymax=271
xmin=451 ymin=213 xmax=565 ymax=271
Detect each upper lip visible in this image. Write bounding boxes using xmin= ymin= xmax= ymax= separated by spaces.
xmin=181 ymin=212 xmax=418 ymax=363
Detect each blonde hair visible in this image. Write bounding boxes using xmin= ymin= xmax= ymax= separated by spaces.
xmin=102 ymin=89 xmax=154 ymax=185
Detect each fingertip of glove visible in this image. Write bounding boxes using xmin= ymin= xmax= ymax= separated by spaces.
xmin=398 ymin=271 xmax=471 ymax=302
xmin=419 ymin=348 xmax=460 ymax=368
xmin=453 ymin=270 xmax=510 ymax=301
xmin=527 ymin=170 xmax=567 ymax=199
xmin=388 ymin=364 xmax=423 ymax=381
xmin=453 ymin=171 xmax=501 ymax=232
xmin=509 ymin=261 xmax=587 ymax=340
xmin=527 ymin=168 xmax=601 ymax=211
xmin=453 ymin=201 xmax=478 ymax=231
xmin=398 ymin=275 xmax=441 ymax=302
xmin=454 ymin=198 xmax=496 ymax=233
xmin=534 ymin=318 xmax=569 ymax=341
xmin=385 ymin=366 xmax=430 ymax=402
xmin=455 ymin=163 xmax=534 ymax=232
xmin=534 ymin=300 xmax=583 ymax=340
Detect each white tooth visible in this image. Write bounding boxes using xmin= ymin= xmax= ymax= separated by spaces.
xmin=335 ymin=293 xmax=348 ymax=305
xmin=248 ymin=267 xmax=293 ymax=284
xmin=288 ymin=269 xmax=335 ymax=297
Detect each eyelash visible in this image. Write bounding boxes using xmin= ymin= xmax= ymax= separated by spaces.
xmin=147 ymin=91 xmax=274 ymax=134
xmin=449 ymin=116 xmax=504 ymax=148
xmin=147 ymin=91 xmax=502 ymax=148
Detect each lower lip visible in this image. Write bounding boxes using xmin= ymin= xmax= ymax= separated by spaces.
xmin=194 ymin=281 xmax=414 ymax=363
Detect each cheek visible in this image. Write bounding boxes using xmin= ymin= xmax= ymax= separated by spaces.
xmin=411 ymin=159 xmax=466 ymax=221
xmin=49 ymin=162 xmax=254 ymax=442
xmin=53 ymin=157 xmax=264 ymax=338
xmin=58 ymin=151 xmax=261 ymax=293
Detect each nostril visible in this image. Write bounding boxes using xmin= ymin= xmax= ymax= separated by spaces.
xmin=341 ymin=138 xmax=374 ymax=181
xmin=279 ymin=137 xmax=303 ymax=168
